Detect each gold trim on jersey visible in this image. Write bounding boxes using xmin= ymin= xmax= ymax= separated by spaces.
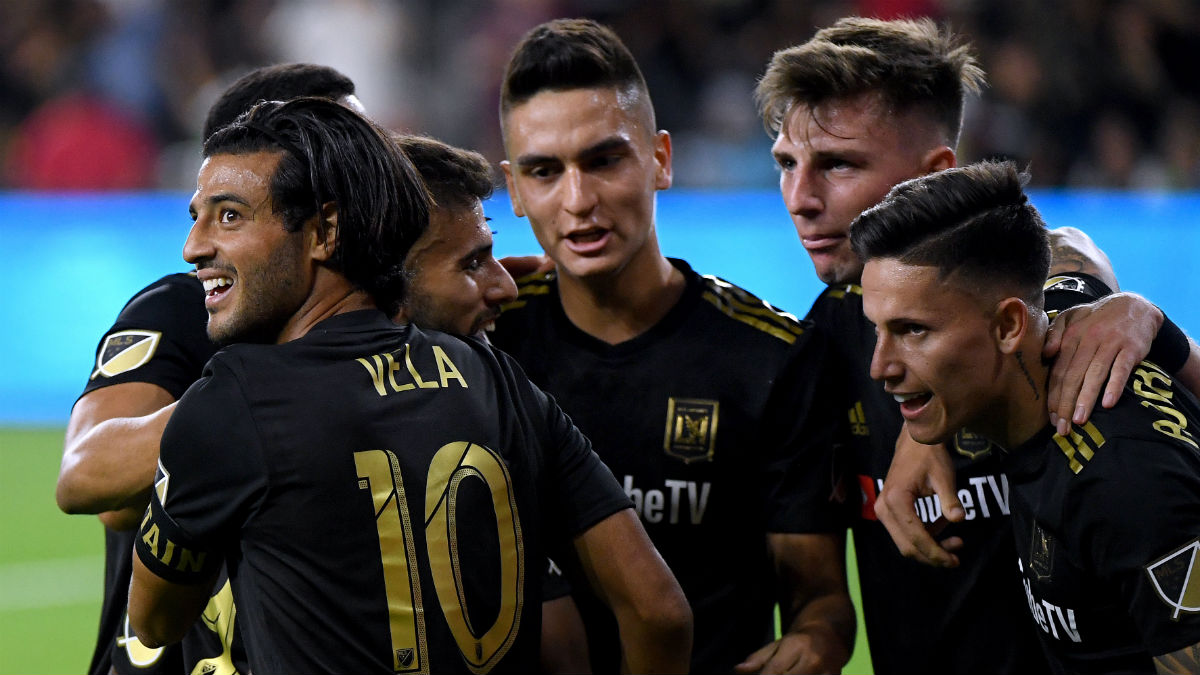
xmin=664 ymin=398 xmax=719 ymax=463
xmin=501 ymin=274 xmax=554 ymax=313
xmin=824 ymin=284 xmax=863 ymax=300
xmin=1052 ymin=421 xmax=1106 ymax=474
xmin=701 ymin=276 xmax=804 ymax=345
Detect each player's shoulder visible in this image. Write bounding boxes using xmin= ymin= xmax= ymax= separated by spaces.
xmin=123 ymin=271 xmax=204 ymax=305
xmin=697 ymin=272 xmax=807 ymax=346
xmin=1055 ymin=362 xmax=1200 ymax=475
xmin=499 ymin=270 xmax=558 ymax=317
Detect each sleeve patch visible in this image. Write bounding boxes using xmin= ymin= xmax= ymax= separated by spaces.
xmin=1145 ymin=537 xmax=1200 ymax=620
xmin=92 ymin=330 xmax=162 ymax=380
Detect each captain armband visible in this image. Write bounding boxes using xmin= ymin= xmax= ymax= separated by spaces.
xmin=1147 ymin=312 xmax=1191 ymax=375
xmin=135 ymin=494 xmax=221 ymax=585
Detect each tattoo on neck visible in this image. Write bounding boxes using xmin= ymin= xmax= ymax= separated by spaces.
xmin=1016 ymin=351 xmax=1040 ymax=401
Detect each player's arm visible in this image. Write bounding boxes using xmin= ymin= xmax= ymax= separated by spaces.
xmin=129 ymin=546 xmax=217 ymax=647
xmin=1155 ymin=642 xmax=1200 ymax=674
xmin=874 ymin=424 xmax=965 ymax=568
xmin=1042 ymin=226 xmax=1200 ymax=432
xmin=541 ymin=594 xmax=591 ymax=674
xmin=57 ymin=383 xmax=176 ymax=526
xmin=572 ymin=508 xmax=692 ymax=674
xmin=735 ymin=533 xmax=853 ymax=675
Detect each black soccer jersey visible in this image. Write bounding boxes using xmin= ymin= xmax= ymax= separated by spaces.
xmin=76 ymin=272 xmax=241 ymax=675
xmin=489 ymin=258 xmax=842 ymax=673
xmin=806 ymin=282 xmax=1052 ymax=675
xmin=1007 ymin=361 xmax=1200 ymax=674
xmin=135 ymin=310 xmax=630 ymax=675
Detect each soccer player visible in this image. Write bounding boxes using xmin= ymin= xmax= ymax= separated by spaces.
xmin=392 ymin=134 xmax=518 ymax=338
xmin=491 ymin=18 xmax=853 ymax=674
xmin=56 ymin=64 xmax=362 ymax=675
xmin=754 ymin=16 xmax=1192 ymax=674
xmin=126 ymin=97 xmax=691 ymax=673
xmin=854 ymin=159 xmax=1200 ymax=674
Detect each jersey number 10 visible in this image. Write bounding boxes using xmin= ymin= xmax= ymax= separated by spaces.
xmin=355 ymin=443 xmax=526 ymax=673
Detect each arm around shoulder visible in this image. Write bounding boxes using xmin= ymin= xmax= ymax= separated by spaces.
xmin=57 ymin=383 xmax=176 ymax=516
xmin=573 ymin=508 xmax=692 ymax=674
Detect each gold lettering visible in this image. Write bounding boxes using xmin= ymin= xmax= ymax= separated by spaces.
xmin=1141 ymin=400 xmax=1200 ymax=449
xmin=141 ymin=524 xmax=160 ymax=557
xmin=160 ymin=539 xmax=175 ymax=566
xmin=357 ymin=355 xmax=387 ymax=396
xmin=1134 ymin=366 xmax=1174 ymax=404
xmin=405 ymin=344 xmax=439 ymax=389
xmin=383 ymin=352 xmax=415 ymax=393
xmin=177 ymin=548 xmax=207 ymax=573
xmin=433 ymin=346 xmax=468 ymax=389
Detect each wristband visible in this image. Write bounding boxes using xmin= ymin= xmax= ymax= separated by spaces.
xmin=1147 ymin=311 xmax=1190 ymax=374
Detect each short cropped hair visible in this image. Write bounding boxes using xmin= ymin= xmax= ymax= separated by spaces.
xmin=203 ymin=63 xmax=357 ymax=140
xmin=756 ymin=17 xmax=984 ymax=146
xmin=204 ymin=97 xmax=430 ymax=315
xmin=850 ymin=160 xmax=1049 ymax=306
xmin=500 ymin=18 xmax=653 ymax=125
xmin=394 ymin=134 xmax=494 ymax=212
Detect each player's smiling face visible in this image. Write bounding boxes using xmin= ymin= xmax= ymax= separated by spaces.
xmin=400 ymin=199 xmax=517 ymax=338
xmin=772 ymin=93 xmax=954 ymax=286
xmin=501 ymin=86 xmax=672 ymax=281
xmin=862 ymin=257 xmax=1002 ymax=445
xmin=184 ymin=151 xmax=311 ymax=345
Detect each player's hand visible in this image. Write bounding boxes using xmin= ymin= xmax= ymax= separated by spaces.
xmin=1043 ymin=292 xmax=1161 ymax=436
xmin=875 ymin=425 xmax=964 ymax=568
xmin=499 ymin=254 xmax=553 ymax=280
xmin=733 ymin=629 xmax=846 ymax=675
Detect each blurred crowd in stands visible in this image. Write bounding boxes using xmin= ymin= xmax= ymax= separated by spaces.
xmin=1 ymin=0 xmax=1197 ymax=191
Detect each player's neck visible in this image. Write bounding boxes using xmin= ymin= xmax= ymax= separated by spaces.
xmin=1001 ymin=342 xmax=1053 ymax=449
xmin=556 ymin=250 xmax=685 ymax=346
xmin=274 ymin=275 xmax=376 ymax=343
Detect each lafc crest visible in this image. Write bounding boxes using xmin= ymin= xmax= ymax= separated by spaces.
xmin=1146 ymin=537 xmax=1200 ymax=621
xmin=91 ymin=330 xmax=162 ymax=380
xmin=663 ymin=398 xmax=718 ymax=463
xmin=953 ymin=430 xmax=995 ymax=460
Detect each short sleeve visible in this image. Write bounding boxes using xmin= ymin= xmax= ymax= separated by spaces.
xmin=80 ymin=274 xmax=216 ymax=401
xmin=761 ymin=323 xmax=850 ymax=533
xmin=1075 ymin=436 xmax=1200 ymax=656
xmin=508 ymin=355 xmax=632 ymax=539
xmin=134 ymin=356 xmax=268 ymax=584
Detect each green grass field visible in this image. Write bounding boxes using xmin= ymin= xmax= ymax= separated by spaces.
xmin=1 ymin=427 xmax=872 ymax=674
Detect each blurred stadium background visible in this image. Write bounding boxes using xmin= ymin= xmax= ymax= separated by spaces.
xmin=2 ymin=1 xmax=1198 ymax=673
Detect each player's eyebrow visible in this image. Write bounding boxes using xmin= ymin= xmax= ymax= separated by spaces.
xmin=189 ymin=192 xmax=252 ymax=220
xmin=513 ymin=136 xmax=632 ymax=167
xmin=458 ymin=242 xmax=494 ymax=266
xmin=205 ymin=193 xmax=252 ymax=208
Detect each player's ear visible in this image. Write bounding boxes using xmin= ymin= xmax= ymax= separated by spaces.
xmin=311 ymin=201 xmax=339 ymax=262
xmin=922 ymin=145 xmax=956 ymax=174
xmin=993 ymin=297 xmax=1029 ymax=354
xmin=499 ymin=161 xmax=526 ymax=218
xmin=653 ymin=130 xmax=673 ymax=190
